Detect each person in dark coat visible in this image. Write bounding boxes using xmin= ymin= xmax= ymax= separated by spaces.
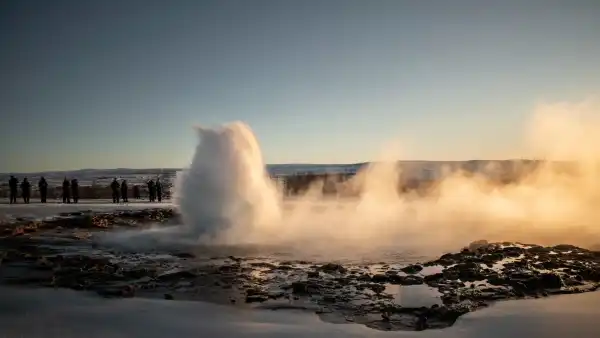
xmin=8 ymin=176 xmax=18 ymax=204
xmin=155 ymin=178 xmax=163 ymax=203
xmin=120 ymin=180 xmax=128 ymax=203
xmin=38 ymin=177 xmax=48 ymax=203
xmin=71 ymin=179 xmax=79 ymax=204
xmin=110 ymin=178 xmax=120 ymax=204
xmin=20 ymin=178 xmax=31 ymax=204
xmin=62 ymin=178 xmax=71 ymax=204
xmin=147 ymin=180 xmax=155 ymax=202
xmin=133 ymin=185 xmax=140 ymax=199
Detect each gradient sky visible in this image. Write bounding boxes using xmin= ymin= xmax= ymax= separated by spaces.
xmin=1 ymin=0 xmax=600 ymax=173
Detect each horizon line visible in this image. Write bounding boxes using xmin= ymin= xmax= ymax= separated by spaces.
xmin=0 ymin=158 xmax=553 ymax=175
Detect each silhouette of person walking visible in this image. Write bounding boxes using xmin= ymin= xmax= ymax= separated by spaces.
xmin=71 ymin=178 xmax=79 ymax=204
xmin=62 ymin=177 xmax=71 ymax=204
xmin=8 ymin=176 xmax=18 ymax=204
xmin=147 ymin=179 xmax=155 ymax=202
xmin=156 ymin=178 xmax=163 ymax=203
xmin=121 ymin=179 xmax=128 ymax=203
xmin=110 ymin=178 xmax=120 ymax=204
xmin=21 ymin=178 xmax=31 ymax=204
xmin=38 ymin=177 xmax=48 ymax=203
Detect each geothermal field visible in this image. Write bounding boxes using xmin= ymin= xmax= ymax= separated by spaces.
xmin=2 ymin=102 xmax=600 ymax=332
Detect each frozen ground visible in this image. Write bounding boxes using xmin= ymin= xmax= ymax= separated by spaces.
xmin=0 ymin=286 xmax=598 ymax=338
xmin=0 ymin=199 xmax=172 ymax=222
xmin=1 ymin=200 xmax=599 ymax=336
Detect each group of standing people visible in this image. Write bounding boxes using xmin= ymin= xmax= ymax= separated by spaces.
xmin=8 ymin=176 xmax=79 ymax=204
xmin=147 ymin=178 xmax=163 ymax=202
xmin=8 ymin=176 xmax=33 ymax=204
xmin=110 ymin=178 xmax=163 ymax=204
xmin=7 ymin=176 xmax=164 ymax=204
xmin=60 ymin=177 xmax=80 ymax=204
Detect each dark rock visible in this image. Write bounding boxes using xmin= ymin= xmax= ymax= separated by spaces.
xmin=538 ymin=273 xmax=563 ymax=289
xmin=371 ymin=274 xmax=388 ymax=283
xmin=541 ymin=260 xmax=561 ymax=270
xmin=424 ymin=273 xmax=444 ymax=284
xmin=249 ymin=262 xmax=277 ymax=269
xmin=245 ymin=288 xmax=266 ymax=297
xmin=164 ymin=293 xmax=174 ymax=300
xmin=415 ymin=314 xmax=428 ymax=331
xmin=443 ymin=262 xmax=486 ymax=282
xmin=502 ymin=247 xmax=525 ymax=257
xmin=580 ymin=268 xmax=600 ymax=282
xmin=481 ymin=253 xmax=504 ymax=263
xmin=553 ymin=244 xmax=582 ymax=252
xmin=401 ymin=275 xmax=424 ymax=285
xmin=468 ymin=240 xmax=489 ymax=252
xmin=307 ymin=271 xmax=320 ymax=278
xmin=400 ymin=264 xmax=423 ymax=274
xmin=318 ymin=263 xmax=347 ymax=274
xmin=527 ymin=246 xmax=550 ymax=254
xmin=245 ymin=295 xmax=268 ymax=303
xmin=290 ymin=281 xmax=320 ymax=294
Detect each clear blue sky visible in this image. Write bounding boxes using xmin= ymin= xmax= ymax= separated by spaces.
xmin=1 ymin=0 xmax=599 ymax=173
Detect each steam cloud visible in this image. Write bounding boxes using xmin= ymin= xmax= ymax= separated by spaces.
xmin=168 ymin=98 xmax=600 ymax=257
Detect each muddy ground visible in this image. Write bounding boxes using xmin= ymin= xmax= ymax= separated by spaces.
xmin=1 ymin=208 xmax=599 ymax=332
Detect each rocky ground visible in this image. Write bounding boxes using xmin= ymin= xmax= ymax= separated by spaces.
xmin=1 ymin=208 xmax=599 ymax=332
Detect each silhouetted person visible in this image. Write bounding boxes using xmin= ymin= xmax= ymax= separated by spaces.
xmin=38 ymin=177 xmax=48 ymax=203
xmin=8 ymin=176 xmax=18 ymax=204
xmin=155 ymin=178 xmax=163 ymax=202
xmin=147 ymin=180 xmax=155 ymax=202
xmin=62 ymin=178 xmax=71 ymax=204
xmin=71 ymin=179 xmax=79 ymax=204
xmin=110 ymin=178 xmax=120 ymax=203
xmin=21 ymin=178 xmax=31 ymax=204
xmin=121 ymin=180 xmax=128 ymax=203
xmin=133 ymin=185 xmax=140 ymax=199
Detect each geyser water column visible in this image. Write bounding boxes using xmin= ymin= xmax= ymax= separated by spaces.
xmin=174 ymin=121 xmax=282 ymax=244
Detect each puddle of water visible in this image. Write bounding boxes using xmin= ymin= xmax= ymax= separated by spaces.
xmin=384 ymin=284 xmax=442 ymax=308
xmin=418 ymin=265 xmax=445 ymax=276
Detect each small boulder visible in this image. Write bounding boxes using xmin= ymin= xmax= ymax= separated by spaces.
xmin=401 ymin=264 xmax=423 ymax=274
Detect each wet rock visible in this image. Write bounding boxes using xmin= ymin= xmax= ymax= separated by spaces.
xmin=307 ymin=271 xmax=320 ymax=278
xmin=553 ymin=244 xmax=582 ymax=252
xmin=388 ymin=275 xmax=424 ymax=285
xmin=245 ymin=295 xmax=268 ymax=303
xmin=481 ymin=252 xmax=504 ymax=263
xmin=501 ymin=246 xmax=525 ymax=257
xmin=290 ymin=281 xmax=319 ymax=294
xmin=249 ymin=262 xmax=277 ymax=269
xmin=400 ymin=264 xmax=423 ymax=274
xmin=527 ymin=246 xmax=551 ymax=254
xmin=318 ymin=263 xmax=347 ymax=274
xmin=424 ymin=273 xmax=444 ymax=284
xmin=579 ymin=268 xmax=600 ymax=282
xmin=164 ymin=293 xmax=174 ymax=300
xmin=443 ymin=262 xmax=485 ymax=282
xmin=468 ymin=240 xmax=489 ymax=252
xmin=402 ymin=275 xmax=424 ymax=285
xmin=371 ymin=274 xmax=388 ymax=283
xmin=539 ymin=273 xmax=563 ymax=289
xmin=415 ymin=314 xmax=428 ymax=331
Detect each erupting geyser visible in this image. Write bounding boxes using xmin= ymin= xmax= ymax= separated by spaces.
xmin=174 ymin=122 xmax=282 ymax=243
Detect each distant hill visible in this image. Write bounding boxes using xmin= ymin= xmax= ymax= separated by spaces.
xmin=0 ymin=159 xmax=547 ymax=182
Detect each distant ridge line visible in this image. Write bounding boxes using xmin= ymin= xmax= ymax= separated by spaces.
xmin=0 ymin=159 xmax=551 ymax=176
